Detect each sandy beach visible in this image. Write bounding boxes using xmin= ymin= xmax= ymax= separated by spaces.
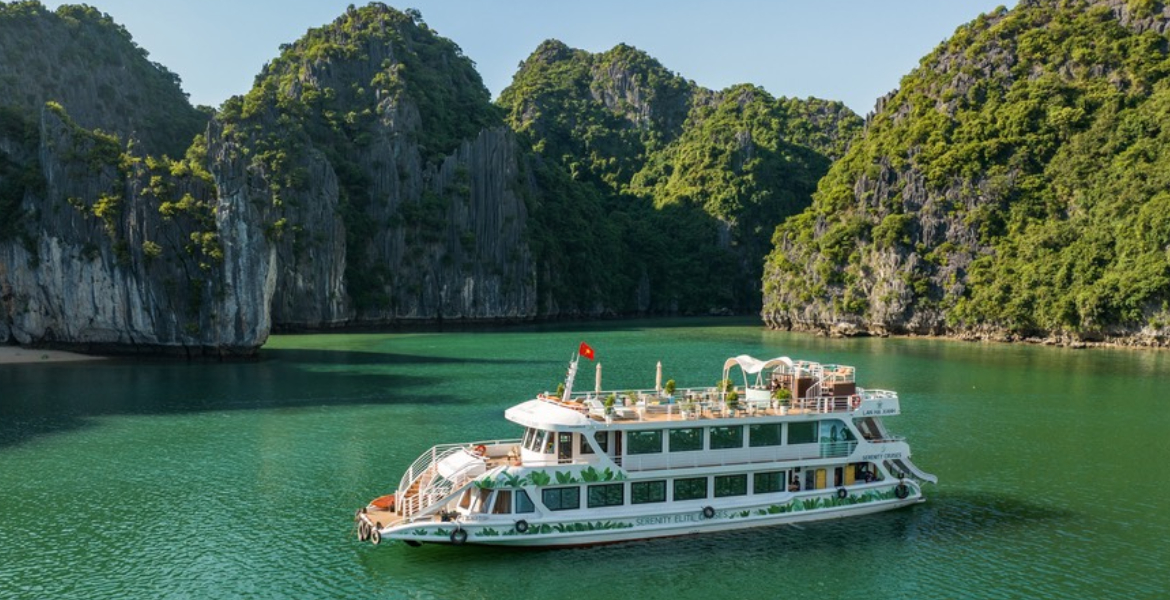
xmin=0 ymin=346 xmax=105 ymax=364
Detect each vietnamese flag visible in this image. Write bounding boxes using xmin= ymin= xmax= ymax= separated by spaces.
xmin=578 ymin=342 xmax=595 ymax=361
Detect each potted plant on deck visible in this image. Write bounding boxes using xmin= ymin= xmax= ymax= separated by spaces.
xmin=773 ymin=387 xmax=792 ymax=415
xmin=604 ymin=393 xmax=616 ymax=425
xmin=725 ymin=389 xmax=740 ymax=417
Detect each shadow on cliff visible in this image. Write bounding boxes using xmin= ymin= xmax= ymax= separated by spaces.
xmin=0 ymin=348 xmax=519 ymax=449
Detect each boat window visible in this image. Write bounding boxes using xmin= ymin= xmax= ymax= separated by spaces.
xmin=542 ymin=432 xmax=555 ymax=454
xmin=631 ymin=480 xmax=666 ymax=504
xmin=709 ymin=426 xmax=744 ymax=450
xmin=819 ymin=419 xmax=856 ymax=442
xmin=673 ymin=477 xmax=708 ymax=501
xmin=557 ymin=432 xmax=573 ymax=463
xmin=587 ymin=483 xmax=624 ymax=508
xmin=753 ymin=471 xmax=785 ymax=494
xmin=515 ymin=490 xmax=535 ymax=513
xmin=627 ymin=430 xmax=663 ymax=455
xmin=492 ymin=490 xmax=512 ymax=514
xmin=669 ymin=427 xmax=703 ymax=452
xmin=541 ymin=487 xmax=580 ymax=511
xmin=714 ymin=474 xmax=747 ymax=498
xmin=748 ymin=423 xmax=782 ymax=447
xmin=524 ymin=428 xmax=545 ymax=452
xmin=458 ymin=490 xmax=473 ymax=509
xmin=522 ymin=428 xmax=534 ymax=449
xmin=579 ymin=432 xmax=608 ymax=454
xmin=788 ymin=422 xmax=817 ymax=445
xmin=470 ymin=488 xmax=492 ymax=512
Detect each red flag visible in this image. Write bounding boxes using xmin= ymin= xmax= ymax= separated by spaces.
xmin=578 ymin=342 xmax=595 ymax=361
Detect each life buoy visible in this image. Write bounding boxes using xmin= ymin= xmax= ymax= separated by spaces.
xmin=514 ymin=519 xmax=530 ymax=534
xmin=850 ymin=394 xmax=861 ymax=409
xmin=370 ymin=529 xmax=381 ymax=545
xmin=451 ymin=528 xmax=468 ymax=545
xmin=472 ymin=444 xmax=487 ymax=457
xmin=895 ymin=483 xmax=910 ymax=499
xmin=702 ymin=506 xmax=716 ymax=519
xmin=837 ymin=487 xmax=848 ymax=499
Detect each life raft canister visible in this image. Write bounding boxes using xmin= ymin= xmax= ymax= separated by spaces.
xmin=370 ymin=493 xmax=396 ymax=511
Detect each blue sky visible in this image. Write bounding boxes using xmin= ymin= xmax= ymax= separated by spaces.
xmin=46 ymin=0 xmax=1006 ymax=115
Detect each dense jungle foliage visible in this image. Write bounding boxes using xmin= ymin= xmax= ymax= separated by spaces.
xmin=764 ymin=0 xmax=1170 ymax=337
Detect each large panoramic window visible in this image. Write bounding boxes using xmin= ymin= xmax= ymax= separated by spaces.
xmin=788 ymin=422 xmax=817 ymax=444
xmin=714 ymin=474 xmax=747 ymax=498
xmin=587 ymin=484 xmax=624 ymax=508
xmin=631 ymin=480 xmax=666 ymax=504
xmin=753 ymin=471 xmax=784 ymax=494
xmin=542 ymin=487 xmax=580 ymax=511
xmin=627 ymin=430 xmax=664 ymax=454
xmin=669 ymin=427 xmax=703 ymax=452
xmin=748 ymin=423 xmax=782 ymax=447
xmin=709 ymin=426 xmax=744 ymax=450
xmin=673 ymin=477 xmax=708 ymax=501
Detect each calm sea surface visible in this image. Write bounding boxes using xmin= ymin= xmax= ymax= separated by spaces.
xmin=1 ymin=318 xmax=1167 ymax=599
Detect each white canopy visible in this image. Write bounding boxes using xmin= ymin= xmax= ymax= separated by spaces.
xmin=722 ymin=355 xmax=794 ymax=375
xmin=505 ymin=399 xmax=592 ymax=429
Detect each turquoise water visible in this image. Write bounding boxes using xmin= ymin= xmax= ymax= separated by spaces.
xmin=1 ymin=319 xmax=1167 ymax=599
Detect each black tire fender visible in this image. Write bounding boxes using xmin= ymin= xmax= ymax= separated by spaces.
xmin=514 ymin=519 xmax=529 ymax=534
xmin=370 ymin=529 xmax=381 ymax=545
xmin=451 ymin=528 xmax=468 ymax=545
xmin=895 ymin=483 xmax=910 ymax=499
xmin=702 ymin=506 xmax=716 ymax=519
xmin=837 ymin=487 xmax=848 ymax=499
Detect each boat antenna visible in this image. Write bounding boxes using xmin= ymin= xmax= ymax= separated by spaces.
xmin=562 ymin=352 xmax=580 ymax=401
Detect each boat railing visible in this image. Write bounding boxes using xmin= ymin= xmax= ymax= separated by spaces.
xmin=620 ymin=441 xmax=859 ymax=472
xmin=542 ymin=385 xmax=892 ymax=421
xmin=396 ymin=439 xmax=520 ymax=518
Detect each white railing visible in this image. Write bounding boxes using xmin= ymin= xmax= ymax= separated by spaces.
xmin=549 ymin=386 xmax=889 ymax=421
xmin=395 ymin=439 xmax=520 ymax=518
xmin=619 ymin=441 xmax=859 ymax=472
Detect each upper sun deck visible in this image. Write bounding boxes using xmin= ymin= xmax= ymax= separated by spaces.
xmin=506 ymin=354 xmax=901 ymax=431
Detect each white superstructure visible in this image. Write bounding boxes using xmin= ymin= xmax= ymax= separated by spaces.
xmin=355 ymin=352 xmax=936 ymax=547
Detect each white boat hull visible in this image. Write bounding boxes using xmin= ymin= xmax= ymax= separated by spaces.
xmin=376 ymin=482 xmax=923 ymax=547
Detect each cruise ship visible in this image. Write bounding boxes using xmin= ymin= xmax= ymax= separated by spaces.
xmin=355 ymin=347 xmax=936 ymax=547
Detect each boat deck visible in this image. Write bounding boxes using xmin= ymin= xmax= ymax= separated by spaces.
xmin=550 ymin=395 xmax=862 ymax=424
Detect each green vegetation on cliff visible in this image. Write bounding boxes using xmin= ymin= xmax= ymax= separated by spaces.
xmin=764 ymin=0 xmax=1170 ymax=340
xmin=0 ymin=1 xmax=207 ymax=157
xmin=500 ymin=40 xmax=861 ymax=313
xmin=217 ymin=3 xmax=502 ymax=310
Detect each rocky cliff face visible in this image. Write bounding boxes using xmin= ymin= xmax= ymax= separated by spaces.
xmin=762 ymin=0 xmax=1170 ymax=346
xmin=0 ymin=107 xmax=272 ymax=355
